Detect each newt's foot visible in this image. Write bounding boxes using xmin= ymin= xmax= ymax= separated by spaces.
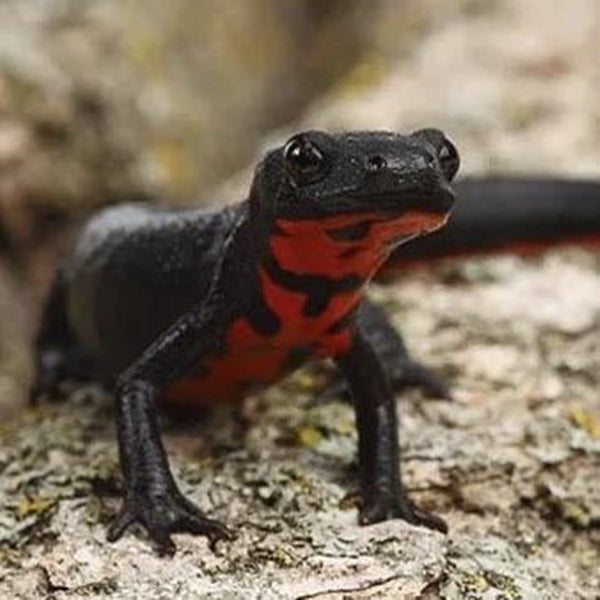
xmin=29 ymin=350 xmax=64 ymax=405
xmin=320 ymin=359 xmax=451 ymax=402
xmin=30 ymin=348 xmax=93 ymax=406
xmin=390 ymin=359 xmax=451 ymax=400
xmin=354 ymin=299 xmax=452 ymax=400
xmin=107 ymin=489 xmax=233 ymax=555
xmin=359 ymin=494 xmax=448 ymax=534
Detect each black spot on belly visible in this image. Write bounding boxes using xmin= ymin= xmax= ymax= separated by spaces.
xmin=263 ymin=253 xmax=362 ymax=318
xmin=246 ymin=289 xmax=281 ymax=335
xmin=326 ymin=220 xmax=372 ymax=241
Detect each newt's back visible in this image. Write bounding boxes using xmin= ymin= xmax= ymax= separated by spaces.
xmin=65 ymin=202 xmax=244 ymax=378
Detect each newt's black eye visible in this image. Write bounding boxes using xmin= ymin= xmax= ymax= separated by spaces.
xmin=438 ymin=138 xmax=459 ymax=181
xmin=283 ymin=135 xmax=327 ymax=183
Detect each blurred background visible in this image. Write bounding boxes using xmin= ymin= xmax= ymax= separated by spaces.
xmin=0 ymin=0 xmax=598 ymax=414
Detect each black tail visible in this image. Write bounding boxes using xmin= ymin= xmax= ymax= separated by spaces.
xmin=381 ymin=177 xmax=600 ymax=275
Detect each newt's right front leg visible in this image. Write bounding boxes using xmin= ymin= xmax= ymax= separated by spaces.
xmin=106 ymin=311 xmax=233 ymax=555
xmin=108 ymin=379 xmax=231 ymax=555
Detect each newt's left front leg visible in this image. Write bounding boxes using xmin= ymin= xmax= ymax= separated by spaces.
xmin=335 ymin=328 xmax=447 ymax=533
xmin=106 ymin=310 xmax=234 ymax=555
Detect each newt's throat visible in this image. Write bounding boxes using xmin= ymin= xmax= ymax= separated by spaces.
xmin=270 ymin=210 xmax=447 ymax=279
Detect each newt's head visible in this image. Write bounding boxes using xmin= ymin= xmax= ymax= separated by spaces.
xmin=250 ymin=129 xmax=458 ymax=245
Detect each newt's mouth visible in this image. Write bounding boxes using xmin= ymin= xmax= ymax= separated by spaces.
xmin=385 ymin=212 xmax=450 ymax=248
xmin=373 ymin=209 xmax=450 ymax=250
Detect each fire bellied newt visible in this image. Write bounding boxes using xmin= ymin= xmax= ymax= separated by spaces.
xmin=30 ymin=129 xmax=600 ymax=554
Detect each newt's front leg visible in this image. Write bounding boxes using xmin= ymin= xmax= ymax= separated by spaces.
xmin=336 ymin=329 xmax=447 ymax=533
xmin=107 ymin=312 xmax=233 ymax=555
xmin=108 ymin=379 xmax=231 ymax=555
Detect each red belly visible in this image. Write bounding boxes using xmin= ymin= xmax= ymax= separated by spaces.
xmin=164 ymin=209 xmax=437 ymax=407
xmin=165 ymin=344 xmax=292 ymax=405
xmin=165 ymin=267 xmax=356 ymax=406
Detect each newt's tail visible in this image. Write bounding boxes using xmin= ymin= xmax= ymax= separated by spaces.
xmin=380 ymin=177 xmax=600 ymax=277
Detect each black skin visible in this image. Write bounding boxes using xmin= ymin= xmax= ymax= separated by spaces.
xmin=32 ymin=128 xmax=459 ymax=555
xmin=320 ymin=300 xmax=450 ymax=402
xmin=336 ymin=329 xmax=446 ymax=530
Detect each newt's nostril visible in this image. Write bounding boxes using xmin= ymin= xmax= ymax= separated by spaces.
xmin=366 ymin=155 xmax=387 ymax=173
xmin=423 ymin=151 xmax=436 ymax=166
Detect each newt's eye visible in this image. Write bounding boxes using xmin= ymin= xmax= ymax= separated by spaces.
xmin=438 ymin=138 xmax=459 ymax=181
xmin=283 ymin=135 xmax=328 ymax=183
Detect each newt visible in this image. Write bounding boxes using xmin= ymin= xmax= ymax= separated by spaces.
xmin=31 ymin=129 xmax=457 ymax=553
xmin=30 ymin=128 xmax=600 ymax=554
